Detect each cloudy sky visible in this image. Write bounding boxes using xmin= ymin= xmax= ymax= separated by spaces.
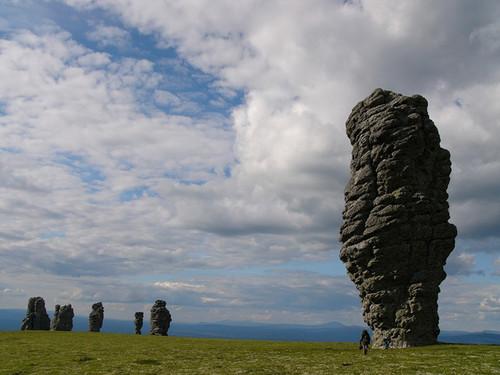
xmin=0 ymin=0 xmax=499 ymax=331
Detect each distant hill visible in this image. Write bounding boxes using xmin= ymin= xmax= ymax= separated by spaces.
xmin=1 ymin=309 xmax=498 ymax=344
xmin=439 ymin=330 xmax=500 ymax=345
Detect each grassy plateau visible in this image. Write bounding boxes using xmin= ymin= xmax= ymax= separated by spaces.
xmin=0 ymin=331 xmax=498 ymax=374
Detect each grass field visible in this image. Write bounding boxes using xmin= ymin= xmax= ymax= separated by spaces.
xmin=0 ymin=332 xmax=498 ymax=375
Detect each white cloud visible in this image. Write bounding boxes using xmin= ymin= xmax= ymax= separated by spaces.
xmin=77 ymin=52 xmax=111 ymax=67
xmin=86 ymin=24 xmax=130 ymax=48
xmin=439 ymin=277 xmax=500 ymax=330
xmin=0 ymin=287 xmax=25 ymax=296
xmin=61 ymin=0 xmax=500 ymax=246
xmin=154 ymin=281 xmax=206 ymax=292
xmin=445 ymin=252 xmax=483 ymax=276
xmin=153 ymin=90 xmax=181 ymax=107
xmin=153 ymin=89 xmax=200 ymax=113
xmin=470 ymin=21 xmax=500 ymax=54
xmin=0 ymin=28 xmax=239 ymax=277
xmin=480 ymin=297 xmax=500 ymax=313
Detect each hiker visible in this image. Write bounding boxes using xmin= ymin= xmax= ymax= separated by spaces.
xmin=359 ymin=330 xmax=371 ymax=355
xmin=383 ymin=337 xmax=391 ymax=349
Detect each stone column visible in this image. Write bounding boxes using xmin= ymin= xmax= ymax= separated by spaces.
xmin=340 ymin=89 xmax=456 ymax=347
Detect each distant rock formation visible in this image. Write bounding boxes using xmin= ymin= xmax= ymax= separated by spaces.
xmin=150 ymin=300 xmax=172 ymax=336
xmin=52 ymin=304 xmax=74 ymax=331
xmin=20 ymin=297 xmax=50 ymax=330
xmin=51 ymin=304 xmax=60 ymax=330
xmin=134 ymin=312 xmax=144 ymax=335
xmin=88 ymin=302 xmax=104 ymax=332
xmin=340 ymin=89 xmax=456 ymax=348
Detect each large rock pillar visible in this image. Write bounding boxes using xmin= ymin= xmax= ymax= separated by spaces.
xmin=340 ymin=89 xmax=456 ymax=347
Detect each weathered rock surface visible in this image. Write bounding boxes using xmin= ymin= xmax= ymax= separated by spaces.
xmin=134 ymin=312 xmax=144 ymax=335
xmin=89 ymin=302 xmax=104 ymax=332
xmin=20 ymin=297 xmax=50 ymax=330
xmin=52 ymin=304 xmax=74 ymax=331
xmin=340 ymin=89 xmax=457 ymax=348
xmin=150 ymin=300 xmax=172 ymax=336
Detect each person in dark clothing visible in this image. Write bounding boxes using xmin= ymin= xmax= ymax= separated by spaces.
xmin=383 ymin=337 xmax=391 ymax=349
xmin=359 ymin=330 xmax=371 ymax=355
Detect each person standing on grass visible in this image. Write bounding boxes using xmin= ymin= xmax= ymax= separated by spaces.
xmin=359 ymin=330 xmax=371 ymax=355
xmin=383 ymin=337 xmax=391 ymax=349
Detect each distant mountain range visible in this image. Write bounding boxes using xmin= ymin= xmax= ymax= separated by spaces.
xmin=1 ymin=309 xmax=498 ymax=345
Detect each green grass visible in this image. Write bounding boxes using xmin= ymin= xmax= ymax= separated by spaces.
xmin=0 ymin=332 xmax=498 ymax=374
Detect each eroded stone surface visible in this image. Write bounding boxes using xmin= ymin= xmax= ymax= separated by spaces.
xmin=52 ymin=304 xmax=74 ymax=331
xmin=89 ymin=302 xmax=104 ymax=332
xmin=20 ymin=297 xmax=50 ymax=330
xmin=150 ymin=300 xmax=171 ymax=336
xmin=340 ymin=89 xmax=456 ymax=348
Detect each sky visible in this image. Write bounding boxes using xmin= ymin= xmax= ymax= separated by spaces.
xmin=0 ymin=0 xmax=499 ymax=331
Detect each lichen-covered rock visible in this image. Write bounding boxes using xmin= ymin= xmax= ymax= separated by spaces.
xmin=340 ymin=89 xmax=457 ymax=348
xmin=20 ymin=297 xmax=50 ymax=330
xmin=134 ymin=312 xmax=144 ymax=335
xmin=150 ymin=300 xmax=172 ymax=336
xmin=88 ymin=302 xmax=104 ymax=332
xmin=52 ymin=304 xmax=74 ymax=331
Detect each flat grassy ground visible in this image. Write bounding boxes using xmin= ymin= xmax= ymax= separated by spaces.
xmin=0 ymin=332 xmax=498 ymax=375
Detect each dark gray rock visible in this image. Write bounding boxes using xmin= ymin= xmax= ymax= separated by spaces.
xmin=134 ymin=312 xmax=144 ymax=335
xmin=150 ymin=300 xmax=172 ymax=336
xmin=52 ymin=304 xmax=74 ymax=331
xmin=20 ymin=297 xmax=50 ymax=330
xmin=340 ymin=89 xmax=457 ymax=348
xmin=88 ymin=302 xmax=104 ymax=332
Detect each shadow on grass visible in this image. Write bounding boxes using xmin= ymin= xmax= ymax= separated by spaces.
xmin=76 ymin=355 xmax=94 ymax=362
xmin=134 ymin=359 xmax=161 ymax=365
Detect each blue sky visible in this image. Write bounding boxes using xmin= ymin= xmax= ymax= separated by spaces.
xmin=0 ymin=0 xmax=499 ymax=331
